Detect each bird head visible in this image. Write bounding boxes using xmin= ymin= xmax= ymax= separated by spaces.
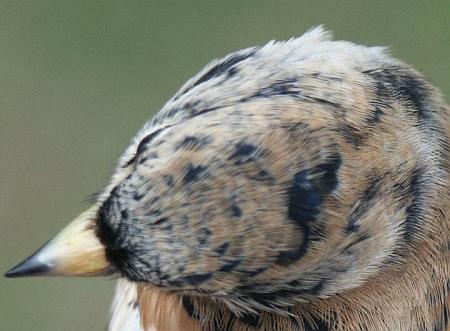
xmin=6 ymin=27 xmax=444 ymax=314
xmin=3 ymin=103 xmax=404 ymax=312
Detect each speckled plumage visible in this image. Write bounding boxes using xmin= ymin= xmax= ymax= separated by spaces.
xmin=66 ymin=27 xmax=450 ymax=330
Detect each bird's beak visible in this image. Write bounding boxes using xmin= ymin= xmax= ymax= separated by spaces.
xmin=4 ymin=206 xmax=114 ymax=278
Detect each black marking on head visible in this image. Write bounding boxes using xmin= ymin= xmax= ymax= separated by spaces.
xmin=280 ymin=154 xmax=341 ymax=265
xmin=394 ymin=74 xmax=430 ymax=120
xmin=120 ymin=209 xmax=129 ymax=220
xmin=229 ymin=203 xmax=242 ymax=218
xmin=368 ymin=106 xmax=384 ymax=124
xmin=287 ymin=170 xmax=323 ymax=223
xmin=238 ymin=312 xmax=260 ymax=328
xmin=96 ymin=195 xmax=118 ymax=249
xmin=403 ymin=167 xmax=426 ymax=241
xmin=229 ymin=141 xmax=258 ymax=165
xmin=227 ymin=66 xmax=240 ymax=78
xmin=198 ymin=228 xmax=212 ymax=246
xmin=312 ymin=153 xmax=342 ymax=193
xmin=309 ymin=72 xmax=343 ymax=81
xmin=132 ymin=190 xmax=145 ymax=201
xmin=363 ymin=67 xmax=432 ymax=122
xmin=214 ymin=242 xmax=229 ymax=256
xmin=244 ymin=266 xmax=268 ymax=277
xmin=97 ymin=198 xmax=136 ymax=278
xmin=183 ymin=164 xmax=208 ymax=184
xmin=346 ymin=177 xmax=380 ymax=233
xmin=285 ymin=279 xmax=326 ymax=295
xmin=366 ymin=81 xmax=389 ymax=124
xmin=188 ymin=105 xmax=222 ymax=118
xmin=138 ymin=152 xmax=158 ymax=164
xmin=163 ymin=174 xmax=174 ymax=187
xmin=191 ymin=50 xmax=256 ymax=89
xmin=284 ymin=122 xmax=310 ymax=133
xmin=280 ymin=169 xmax=323 ymax=265
xmin=292 ymin=282 xmax=319 ymax=296
xmin=174 ymin=135 xmax=212 ymax=151
xmin=218 ymin=259 xmax=241 ymax=273
xmin=343 ymin=232 xmax=370 ymax=250
xmin=97 ymin=189 xmax=164 ymax=282
xmin=124 ymin=127 xmax=165 ymax=167
xmin=183 ymin=272 xmax=213 ymax=285
xmin=248 ymin=169 xmax=275 ymax=182
xmin=145 ymin=209 xmax=162 ymax=218
xmin=339 ymin=124 xmax=366 ymax=148
xmin=165 ymin=100 xmax=204 ymax=119
xmin=305 ymin=280 xmax=326 ymax=296
xmin=246 ymin=78 xmax=299 ymax=100
xmin=275 ymin=225 xmax=316 ymax=266
xmin=372 ymin=80 xmax=389 ymax=100
xmin=305 ymin=96 xmax=341 ymax=109
xmin=149 ymin=196 xmax=160 ymax=204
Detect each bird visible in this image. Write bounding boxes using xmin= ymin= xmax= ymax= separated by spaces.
xmin=5 ymin=27 xmax=450 ymax=331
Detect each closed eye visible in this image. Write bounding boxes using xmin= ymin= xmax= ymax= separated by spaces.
xmin=122 ymin=127 xmax=167 ymax=168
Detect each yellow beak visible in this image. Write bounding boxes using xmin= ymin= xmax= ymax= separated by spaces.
xmin=4 ymin=206 xmax=113 ymax=278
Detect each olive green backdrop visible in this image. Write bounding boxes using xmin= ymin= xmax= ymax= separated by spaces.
xmin=1 ymin=1 xmax=448 ymax=330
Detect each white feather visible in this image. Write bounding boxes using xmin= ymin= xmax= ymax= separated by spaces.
xmin=108 ymin=279 xmax=142 ymax=331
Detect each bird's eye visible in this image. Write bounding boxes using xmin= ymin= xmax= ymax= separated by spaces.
xmin=123 ymin=127 xmax=166 ymax=168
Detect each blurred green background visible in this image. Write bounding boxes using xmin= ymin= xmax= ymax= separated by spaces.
xmin=1 ymin=1 xmax=448 ymax=330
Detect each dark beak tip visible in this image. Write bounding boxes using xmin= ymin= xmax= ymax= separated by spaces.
xmin=4 ymin=266 xmax=22 ymax=278
xmin=4 ymin=254 xmax=53 ymax=278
